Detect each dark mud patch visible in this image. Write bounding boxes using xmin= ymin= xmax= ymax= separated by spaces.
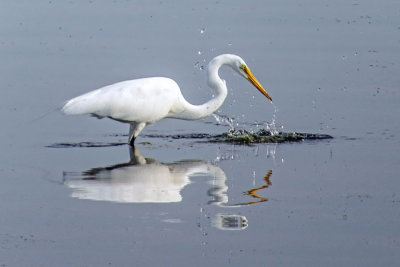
xmin=47 ymin=141 xmax=126 ymax=148
xmin=49 ymin=129 xmax=333 ymax=148
xmin=145 ymin=129 xmax=333 ymax=145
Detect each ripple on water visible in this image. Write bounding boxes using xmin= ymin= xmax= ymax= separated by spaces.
xmin=47 ymin=142 xmax=126 ymax=148
xmin=48 ymin=129 xmax=333 ymax=148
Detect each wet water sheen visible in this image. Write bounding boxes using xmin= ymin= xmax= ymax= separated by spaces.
xmin=1 ymin=1 xmax=400 ymax=266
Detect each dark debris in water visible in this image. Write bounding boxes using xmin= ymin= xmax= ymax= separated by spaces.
xmin=47 ymin=142 xmax=126 ymax=148
xmin=210 ymin=129 xmax=333 ymax=145
xmin=144 ymin=133 xmax=213 ymax=140
xmin=146 ymin=129 xmax=333 ymax=145
xmin=49 ymin=129 xmax=333 ymax=148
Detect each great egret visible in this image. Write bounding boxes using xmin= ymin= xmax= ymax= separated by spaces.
xmin=62 ymin=54 xmax=272 ymax=145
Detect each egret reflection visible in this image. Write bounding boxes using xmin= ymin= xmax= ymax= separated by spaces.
xmin=62 ymin=146 xmax=274 ymax=230
xmin=212 ymin=214 xmax=249 ymax=231
xmin=63 ymin=147 xmax=273 ymax=205
xmin=63 ymin=146 xmax=229 ymax=204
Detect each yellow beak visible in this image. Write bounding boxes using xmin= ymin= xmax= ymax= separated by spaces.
xmin=243 ymin=66 xmax=272 ymax=102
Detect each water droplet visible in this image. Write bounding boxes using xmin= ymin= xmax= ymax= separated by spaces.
xmin=198 ymin=51 xmax=202 ymax=55
xmin=263 ymin=104 xmax=279 ymax=136
xmin=200 ymin=28 xmax=206 ymax=34
xmin=194 ymin=61 xmax=205 ymax=71
xmin=212 ymin=114 xmax=234 ymax=130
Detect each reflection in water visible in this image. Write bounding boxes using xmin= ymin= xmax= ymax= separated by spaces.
xmin=62 ymin=146 xmax=274 ymax=230
xmin=212 ymin=214 xmax=248 ymax=230
xmin=63 ymin=146 xmax=229 ymax=204
xmin=240 ymin=170 xmax=272 ymax=206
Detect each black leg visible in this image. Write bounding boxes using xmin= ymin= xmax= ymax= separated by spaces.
xmin=129 ymin=136 xmax=135 ymax=146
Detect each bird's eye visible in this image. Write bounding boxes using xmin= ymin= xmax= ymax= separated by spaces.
xmin=240 ymin=64 xmax=246 ymax=71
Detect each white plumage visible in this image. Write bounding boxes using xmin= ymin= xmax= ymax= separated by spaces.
xmin=63 ymin=78 xmax=181 ymax=122
xmin=62 ymin=54 xmax=272 ymax=145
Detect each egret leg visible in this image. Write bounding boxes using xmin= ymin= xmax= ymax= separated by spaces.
xmin=128 ymin=145 xmax=147 ymax=165
xmin=128 ymin=122 xmax=146 ymax=145
xmin=129 ymin=136 xmax=136 ymax=146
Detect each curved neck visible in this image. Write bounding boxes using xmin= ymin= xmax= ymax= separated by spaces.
xmin=171 ymin=55 xmax=232 ymax=120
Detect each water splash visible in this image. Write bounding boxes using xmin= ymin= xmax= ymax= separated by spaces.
xmin=263 ymin=103 xmax=279 ymax=136
xmin=212 ymin=114 xmax=235 ymax=130
xmin=208 ymin=102 xmax=334 ymax=144
xmin=213 ymin=101 xmax=280 ymax=137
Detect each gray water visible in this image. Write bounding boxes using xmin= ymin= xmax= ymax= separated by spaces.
xmin=1 ymin=1 xmax=400 ymax=266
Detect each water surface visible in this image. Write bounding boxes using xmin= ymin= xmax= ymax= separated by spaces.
xmin=1 ymin=1 xmax=399 ymax=266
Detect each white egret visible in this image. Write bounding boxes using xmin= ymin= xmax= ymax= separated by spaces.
xmin=62 ymin=54 xmax=272 ymax=145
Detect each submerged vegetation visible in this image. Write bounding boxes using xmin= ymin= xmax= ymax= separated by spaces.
xmin=210 ymin=129 xmax=333 ymax=145
xmin=49 ymin=129 xmax=333 ymax=148
xmin=145 ymin=128 xmax=333 ymax=145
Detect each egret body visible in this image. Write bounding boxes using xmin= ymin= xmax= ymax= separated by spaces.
xmin=62 ymin=54 xmax=272 ymax=145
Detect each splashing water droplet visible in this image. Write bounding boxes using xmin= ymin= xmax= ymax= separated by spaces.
xmin=263 ymin=103 xmax=279 ymax=136
xmin=266 ymin=145 xmax=276 ymax=160
xmin=200 ymin=28 xmax=206 ymax=34
xmin=194 ymin=61 xmax=205 ymax=71
xmin=198 ymin=51 xmax=202 ymax=55
xmin=212 ymin=114 xmax=234 ymax=130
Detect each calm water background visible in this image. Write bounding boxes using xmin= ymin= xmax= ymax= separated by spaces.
xmin=1 ymin=0 xmax=400 ymax=266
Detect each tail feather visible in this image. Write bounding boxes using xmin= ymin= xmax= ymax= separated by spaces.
xmin=62 ymin=89 xmax=101 ymax=115
xmin=62 ymin=98 xmax=83 ymax=115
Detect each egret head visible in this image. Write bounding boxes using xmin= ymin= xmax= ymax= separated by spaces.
xmin=238 ymin=62 xmax=272 ymax=102
xmin=209 ymin=54 xmax=272 ymax=102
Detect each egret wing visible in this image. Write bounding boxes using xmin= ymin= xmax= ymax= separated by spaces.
xmin=62 ymin=77 xmax=180 ymax=123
